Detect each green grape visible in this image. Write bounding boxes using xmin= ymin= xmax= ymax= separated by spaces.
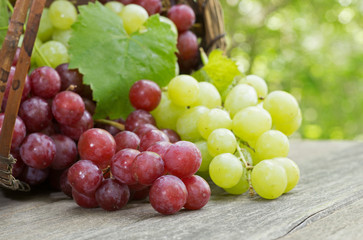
xmin=105 ymin=1 xmax=124 ymax=15
xmin=209 ymin=153 xmax=242 ymax=188
xmin=207 ymin=128 xmax=237 ymax=157
xmin=263 ymin=90 xmax=300 ymax=125
xmin=240 ymin=75 xmax=268 ymax=100
xmin=167 ymin=75 xmax=199 ymax=107
xmin=271 ymin=157 xmax=300 ymax=193
xmin=251 ymin=160 xmax=287 ymax=199
xmin=151 ymin=92 xmax=186 ymax=131
xmin=197 ymin=108 xmax=232 ymax=139
xmin=52 ymin=29 xmax=72 ymax=48
xmin=119 ymin=4 xmax=149 ymax=35
xmin=49 ymin=0 xmax=77 ymax=30
xmin=37 ymin=8 xmax=54 ymax=42
xmin=30 ymin=38 xmax=43 ymax=65
xmin=192 ymin=82 xmax=222 ymax=108
xmin=176 ymin=106 xmax=209 ymax=141
xmin=232 ymin=106 xmax=272 ymax=143
xmin=159 ymin=16 xmax=178 ymax=35
xmin=274 ymin=108 xmax=302 ymax=136
xmin=194 ymin=141 xmax=213 ymax=172
xmin=224 ymin=167 xmax=249 ymax=195
xmin=224 ymin=84 xmax=258 ymax=117
xmin=254 ymin=130 xmax=289 ymax=164
xmin=36 ymin=41 xmax=69 ymax=68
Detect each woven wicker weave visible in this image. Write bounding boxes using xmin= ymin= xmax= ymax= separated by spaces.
xmin=0 ymin=0 xmax=226 ymax=191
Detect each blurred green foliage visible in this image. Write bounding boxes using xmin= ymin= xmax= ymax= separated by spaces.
xmin=220 ymin=0 xmax=363 ymax=140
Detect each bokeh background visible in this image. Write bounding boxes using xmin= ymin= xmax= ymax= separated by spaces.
xmin=220 ymin=0 xmax=363 ymax=140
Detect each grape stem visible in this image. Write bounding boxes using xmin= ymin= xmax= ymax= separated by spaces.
xmin=239 ymin=139 xmax=256 ymax=153
xmin=7 ymin=0 xmax=14 ymax=13
xmin=94 ymin=119 xmax=125 ymax=131
xmin=33 ymin=41 xmax=52 ymax=67
xmin=236 ymin=143 xmax=255 ymax=196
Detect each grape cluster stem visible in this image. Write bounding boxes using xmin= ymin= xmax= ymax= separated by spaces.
xmin=94 ymin=119 xmax=125 ymax=131
xmin=236 ymin=142 xmax=254 ymax=196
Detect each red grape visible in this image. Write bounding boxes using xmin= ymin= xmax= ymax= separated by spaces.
xmin=67 ymin=160 xmax=103 ymax=195
xmin=163 ymin=141 xmax=201 ymax=178
xmin=60 ymin=110 xmax=93 ymax=141
xmin=134 ymin=0 xmax=161 ymax=15
xmin=78 ymin=128 xmax=116 ymax=169
xmin=50 ymin=135 xmax=77 ymax=170
xmin=60 ymin=168 xmax=72 ymax=197
xmin=132 ymin=151 xmax=164 ymax=185
xmin=177 ymin=30 xmax=198 ymax=60
xmin=56 ymin=63 xmax=84 ymax=94
xmin=30 ymin=66 xmax=61 ymax=99
xmin=167 ymin=4 xmax=195 ymax=33
xmin=83 ymin=98 xmax=96 ymax=115
xmin=20 ymin=166 xmax=49 ymax=185
xmin=133 ymin=123 xmax=157 ymax=138
xmin=19 ymin=97 xmax=52 ymax=133
xmin=0 ymin=114 xmax=27 ymax=151
xmin=20 ymin=133 xmax=56 ymax=169
xmin=125 ymin=109 xmax=156 ymax=131
xmin=130 ymin=186 xmax=150 ymax=201
xmin=114 ymin=131 xmax=140 ymax=152
xmin=129 ymin=79 xmax=162 ymax=111
xmin=72 ymin=189 xmax=98 ymax=208
xmin=52 ymin=91 xmax=85 ymax=126
xmin=160 ymin=128 xmax=180 ymax=143
xmin=146 ymin=141 xmax=172 ymax=160
xmin=182 ymin=175 xmax=211 ymax=210
xmin=139 ymin=129 xmax=169 ymax=151
xmin=111 ymin=148 xmax=139 ymax=185
xmin=149 ymin=175 xmax=188 ymax=215
xmin=95 ymin=178 xmax=130 ymax=211
xmin=12 ymin=47 xmax=20 ymax=66
xmin=11 ymin=150 xmax=25 ymax=178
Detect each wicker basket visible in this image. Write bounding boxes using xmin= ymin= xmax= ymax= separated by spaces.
xmin=0 ymin=0 xmax=226 ymax=191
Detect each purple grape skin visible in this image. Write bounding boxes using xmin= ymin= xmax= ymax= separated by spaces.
xmin=129 ymin=79 xmax=161 ymax=111
xmin=130 ymin=186 xmax=150 ymax=201
xmin=60 ymin=168 xmax=72 ymax=197
xmin=111 ymin=149 xmax=140 ymax=185
xmin=56 ymin=63 xmax=84 ymax=94
xmin=30 ymin=66 xmax=61 ymax=99
xmin=149 ymin=175 xmax=188 ymax=215
xmin=146 ymin=141 xmax=172 ymax=160
xmin=48 ymin=169 xmax=63 ymax=190
xmin=114 ymin=131 xmax=140 ymax=152
xmin=181 ymin=175 xmax=211 ymax=210
xmin=133 ymin=123 xmax=157 ymax=138
xmin=52 ymin=91 xmax=85 ymax=126
xmin=20 ymin=133 xmax=56 ymax=169
xmin=11 ymin=150 xmax=25 ymax=178
xmin=125 ymin=109 xmax=156 ymax=132
xmin=132 ymin=151 xmax=164 ymax=186
xmin=95 ymin=178 xmax=130 ymax=211
xmin=60 ymin=110 xmax=93 ymax=141
xmin=160 ymin=128 xmax=181 ymax=143
xmin=19 ymin=97 xmax=52 ymax=133
xmin=50 ymin=134 xmax=78 ymax=170
xmin=67 ymin=160 xmax=103 ymax=195
xmin=3 ymin=66 xmax=31 ymax=103
xmin=72 ymin=188 xmax=98 ymax=208
xmin=167 ymin=4 xmax=195 ymax=33
xmin=139 ymin=129 xmax=169 ymax=151
xmin=20 ymin=167 xmax=49 ymax=185
xmin=0 ymin=114 xmax=27 ymax=151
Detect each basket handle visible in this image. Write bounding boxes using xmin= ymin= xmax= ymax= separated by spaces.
xmin=0 ymin=0 xmax=47 ymax=191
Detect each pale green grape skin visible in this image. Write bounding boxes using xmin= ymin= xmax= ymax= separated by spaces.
xmin=197 ymin=108 xmax=232 ymax=139
xmin=224 ymin=168 xmax=249 ymax=195
xmin=232 ymin=106 xmax=272 ymax=143
xmin=271 ymin=158 xmax=300 ymax=193
xmin=274 ymin=108 xmax=302 ymax=136
xmin=176 ymin=106 xmax=209 ymax=141
xmin=159 ymin=16 xmax=178 ymax=35
xmin=30 ymin=38 xmax=43 ymax=65
xmin=209 ymin=153 xmax=243 ymax=188
xmin=263 ymin=91 xmax=300 ymax=125
xmin=167 ymin=75 xmax=200 ymax=107
xmin=49 ymin=0 xmax=77 ymax=30
xmin=207 ymin=128 xmax=237 ymax=157
xmin=36 ymin=41 xmax=69 ymax=68
xmin=225 ymin=84 xmax=258 ymax=117
xmin=37 ymin=9 xmax=54 ymax=42
xmin=240 ymin=75 xmax=268 ymax=100
xmin=52 ymin=29 xmax=72 ymax=48
xmin=119 ymin=4 xmax=149 ymax=35
xmin=254 ymin=130 xmax=290 ymax=164
xmin=192 ymin=82 xmax=222 ymax=108
xmin=194 ymin=141 xmax=214 ymax=172
xmin=105 ymin=1 xmax=124 ymax=15
xmin=151 ymin=92 xmax=186 ymax=131
xmin=251 ymin=160 xmax=287 ymax=199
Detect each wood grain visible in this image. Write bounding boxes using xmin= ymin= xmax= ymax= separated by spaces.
xmin=0 ymin=140 xmax=362 ymax=240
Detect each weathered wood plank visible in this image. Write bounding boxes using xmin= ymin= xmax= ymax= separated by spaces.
xmin=0 ymin=140 xmax=362 ymax=240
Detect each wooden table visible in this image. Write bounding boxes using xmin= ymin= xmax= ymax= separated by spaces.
xmin=0 ymin=140 xmax=362 ymax=240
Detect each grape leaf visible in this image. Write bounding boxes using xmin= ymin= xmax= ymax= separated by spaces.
xmin=0 ymin=0 xmax=9 ymax=46
xmin=69 ymin=2 xmax=177 ymax=119
xmin=192 ymin=49 xmax=240 ymax=96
